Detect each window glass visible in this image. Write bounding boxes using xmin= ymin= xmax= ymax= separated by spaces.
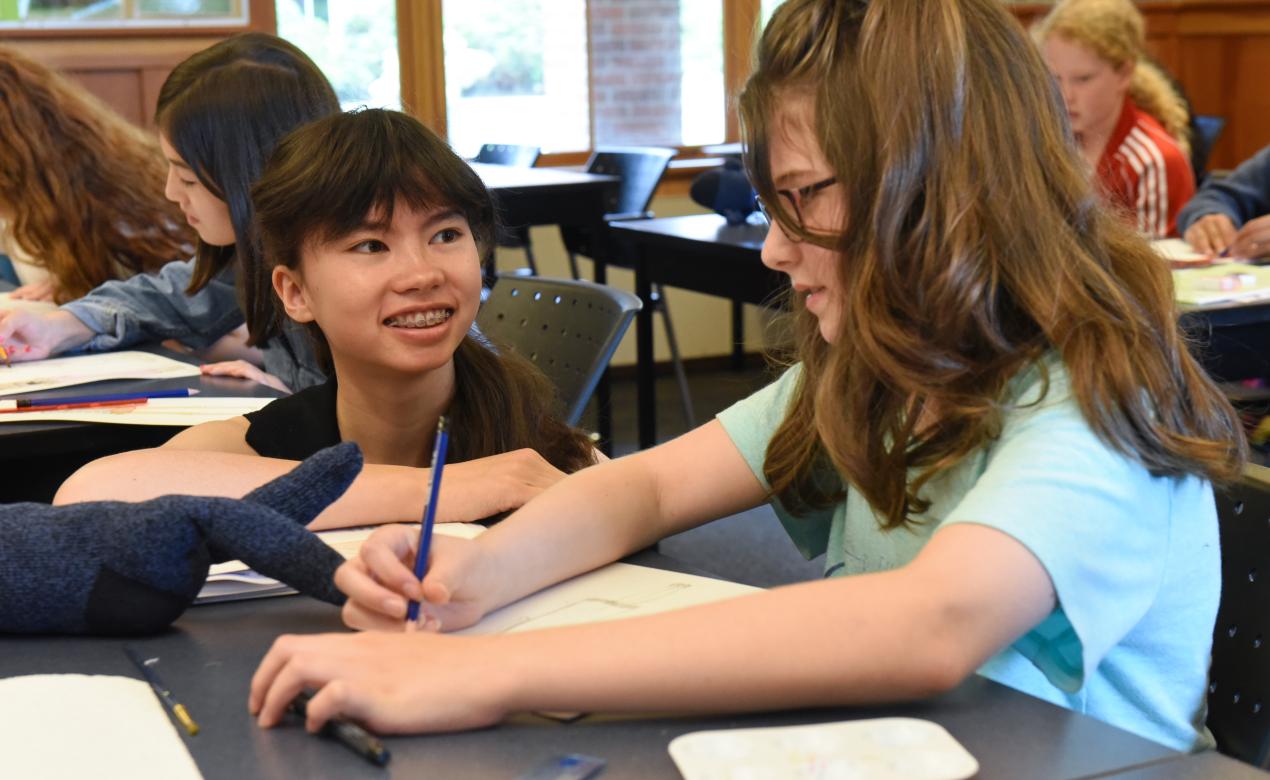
xmin=2 ymin=0 xmax=244 ymax=23
xmin=679 ymin=0 xmax=724 ymax=147
xmin=138 ymin=0 xmax=232 ymax=16
xmin=760 ymin=0 xmax=783 ymax=26
xmin=276 ymin=0 xmax=401 ymax=110
xmin=589 ymin=0 xmax=723 ymax=148
xmin=443 ymin=0 xmax=589 ymax=157
xmin=443 ymin=0 xmax=725 ymax=155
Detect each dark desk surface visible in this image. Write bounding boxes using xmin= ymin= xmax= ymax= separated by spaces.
xmin=611 ymin=214 xmax=1270 ymax=447
xmin=472 ymin=162 xmax=618 ymax=193
xmin=608 ymin=215 xmax=771 ymax=303
xmin=0 ymin=548 xmax=1187 ymax=780
xmin=0 ymin=341 xmax=282 ymax=501
xmin=1103 ymin=751 xmax=1270 ymax=778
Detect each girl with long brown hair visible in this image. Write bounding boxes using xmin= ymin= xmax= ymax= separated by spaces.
xmin=0 ymin=46 xmax=193 ymax=303
xmin=249 ymin=0 xmax=1242 ymax=752
xmin=56 ymin=109 xmax=596 ymax=528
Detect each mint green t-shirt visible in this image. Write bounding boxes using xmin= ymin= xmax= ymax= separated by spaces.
xmin=717 ymin=363 xmax=1218 ymax=752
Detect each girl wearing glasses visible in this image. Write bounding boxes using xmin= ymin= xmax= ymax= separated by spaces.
xmin=250 ymin=0 xmax=1242 ymax=752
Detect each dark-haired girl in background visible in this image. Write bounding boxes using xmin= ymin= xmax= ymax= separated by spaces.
xmin=56 ymin=109 xmax=596 ymax=529
xmin=0 ymin=33 xmax=335 ymax=392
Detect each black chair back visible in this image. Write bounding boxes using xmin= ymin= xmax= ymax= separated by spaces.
xmin=1192 ymin=115 xmax=1227 ymax=184
xmin=476 ymin=274 xmax=641 ymax=425
xmin=1210 ymin=464 xmax=1270 ymax=767
xmin=586 ymin=146 xmax=677 ymax=219
xmin=475 ymin=144 xmax=541 ymax=168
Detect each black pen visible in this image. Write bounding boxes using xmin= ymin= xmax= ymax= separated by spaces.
xmin=123 ymin=646 xmax=200 ymax=736
xmin=289 ymin=689 xmax=391 ymax=767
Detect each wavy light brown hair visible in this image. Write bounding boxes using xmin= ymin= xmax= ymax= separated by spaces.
xmin=254 ymin=109 xmax=595 ymax=474
xmin=0 ymin=46 xmax=193 ymax=302
xmin=741 ymin=0 xmax=1244 ymax=529
xmin=1034 ymin=0 xmax=1191 ymax=158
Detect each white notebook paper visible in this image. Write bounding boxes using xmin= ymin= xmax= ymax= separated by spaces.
xmin=0 ymin=291 xmax=58 ymax=313
xmin=197 ymin=522 xmax=486 ymax=603
xmin=0 ymin=396 xmax=274 ymax=426
xmin=669 ymin=717 xmax=978 ymax=780
xmin=0 ymin=674 xmax=203 ymax=780
xmin=0 ymin=350 xmax=201 ymax=396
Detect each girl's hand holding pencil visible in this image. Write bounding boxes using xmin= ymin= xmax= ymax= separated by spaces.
xmin=0 ymin=309 xmax=95 ymax=362
xmin=334 ymin=524 xmax=492 ymax=634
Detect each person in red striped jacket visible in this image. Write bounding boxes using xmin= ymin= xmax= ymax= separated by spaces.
xmin=1035 ymin=0 xmax=1194 ymax=238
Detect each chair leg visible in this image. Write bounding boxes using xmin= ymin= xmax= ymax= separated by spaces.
xmin=653 ymin=284 xmax=695 ymax=428
xmin=522 ymin=230 xmax=538 ymax=276
xmin=567 ymin=251 xmax=581 ymax=281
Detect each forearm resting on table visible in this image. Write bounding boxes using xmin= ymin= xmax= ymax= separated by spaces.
xmin=495 ymin=562 xmax=1013 ymax=717
xmin=475 ymin=424 xmax=768 ymax=614
xmin=53 ymin=449 xmax=426 ymax=529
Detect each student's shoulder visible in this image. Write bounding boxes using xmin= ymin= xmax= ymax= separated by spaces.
xmin=162 ymin=415 xmax=255 ymax=454
xmin=1123 ymin=109 xmax=1188 ymax=169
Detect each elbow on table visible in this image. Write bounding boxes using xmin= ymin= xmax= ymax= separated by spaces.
xmin=52 ymin=450 xmax=150 ymax=505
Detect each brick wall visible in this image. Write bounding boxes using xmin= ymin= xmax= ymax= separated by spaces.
xmin=589 ymin=0 xmax=682 ymax=145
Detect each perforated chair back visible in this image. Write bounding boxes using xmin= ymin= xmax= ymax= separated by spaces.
xmin=476 ymin=274 xmax=642 ymax=425
xmin=586 ymin=146 xmax=677 ymax=219
xmin=1192 ymin=115 xmax=1227 ymax=184
xmin=1209 ymin=464 xmax=1270 ymax=768
xmin=475 ymin=143 xmax=541 ymax=168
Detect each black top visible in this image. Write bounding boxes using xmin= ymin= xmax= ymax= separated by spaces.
xmin=244 ymin=378 xmax=341 ymax=460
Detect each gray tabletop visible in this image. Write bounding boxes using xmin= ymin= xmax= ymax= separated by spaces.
xmin=0 ymin=551 xmax=1187 ymax=780
xmin=1100 ymin=751 xmax=1270 ymax=778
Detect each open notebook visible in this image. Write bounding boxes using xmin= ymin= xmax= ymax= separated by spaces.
xmin=200 ymin=524 xmax=761 ymax=637
xmin=0 ymin=351 xmax=201 ymax=396
xmin=198 ymin=522 xmax=484 ymax=603
xmin=1173 ymin=262 xmax=1270 ymax=306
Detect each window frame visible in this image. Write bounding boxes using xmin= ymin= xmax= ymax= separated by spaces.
xmin=0 ymin=0 xmax=271 ymax=38
xmin=396 ymin=0 xmax=762 ymax=168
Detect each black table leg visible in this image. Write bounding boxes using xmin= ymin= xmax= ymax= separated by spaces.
xmin=636 ymin=255 xmax=657 ymax=449
xmin=591 ymin=258 xmax=613 ymax=452
xmin=731 ymin=299 xmax=745 ymax=371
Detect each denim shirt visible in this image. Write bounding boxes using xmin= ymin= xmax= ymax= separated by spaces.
xmin=1177 ymin=143 xmax=1270 ymax=233
xmin=60 ymin=258 xmax=326 ymax=392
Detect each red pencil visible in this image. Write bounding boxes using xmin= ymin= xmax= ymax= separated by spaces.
xmin=0 ymin=398 xmax=147 ymax=414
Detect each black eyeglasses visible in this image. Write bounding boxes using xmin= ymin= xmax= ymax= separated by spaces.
xmin=756 ymin=176 xmax=838 ymax=243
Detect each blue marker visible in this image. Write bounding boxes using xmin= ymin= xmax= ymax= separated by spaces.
xmin=1 ymin=387 xmax=198 ymax=409
xmin=406 ymin=416 xmax=449 ymax=629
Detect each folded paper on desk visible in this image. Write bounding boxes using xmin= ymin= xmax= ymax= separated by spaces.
xmin=0 ymin=350 xmax=200 ymax=396
xmin=1152 ymin=238 xmax=1211 ymax=268
xmin=669 ymin=717 xmax=978 ymax=780
xmin=0 ymin=291 xmax=58 ymax=313
xmin=0 ymin=674 xmax=203 ymax=780
xmin=198 ymin=522 xmax=485 ymax=603
xmin=1174 ymin=262 xmax=1270 ymax=306
xmin=0 ymin=396 xmax=273 ymax=426
xmin=454 ymin=561 xmax=760 ymax=636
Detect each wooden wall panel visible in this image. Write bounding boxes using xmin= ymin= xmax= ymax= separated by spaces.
xmin=1011 ymin=1 xmax=1270 ymax=168
xmin=2 ymin=38 xmax=225 ymax=127
xmin=0 ymin=2 xmax=273 ymax=128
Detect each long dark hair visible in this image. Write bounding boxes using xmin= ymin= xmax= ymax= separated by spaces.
xmin=254 ymin=109 xmax=594 ymax=473
xmin=742 ymin=0 xmax=1243 ymax=528
xmin=155 ymin=33 xmax=339 ymax=346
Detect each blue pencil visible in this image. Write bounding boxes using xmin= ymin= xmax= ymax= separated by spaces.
xmin=406 ymin=416 xmax=450 ymax=628
xmin=0 ymin=387 xmax=198 ymax=410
